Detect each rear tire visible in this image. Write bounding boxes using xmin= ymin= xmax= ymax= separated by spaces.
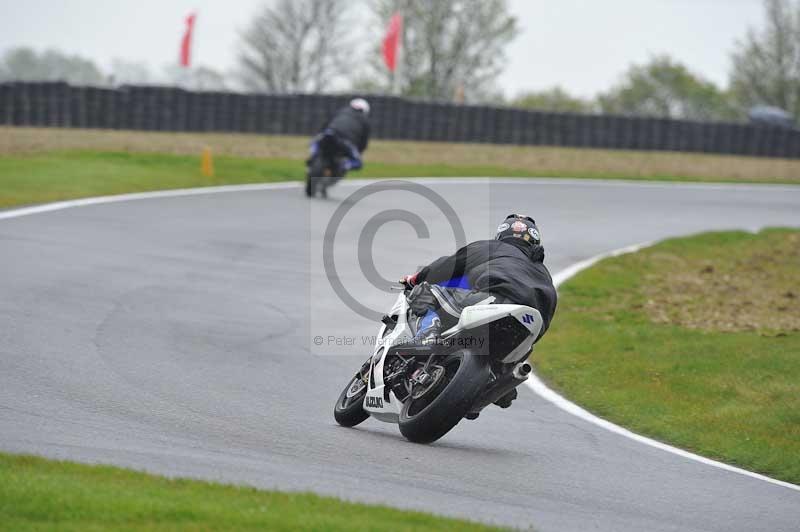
xmin=398 ymin=350 xmax=490 ymax=443
xmin=334 ymin=374 xmax=369 ymax=427
xmin=305 ymin=158 xmax=326 ymax=197
xmin=305 ymin=174 xmax=316 ymax=197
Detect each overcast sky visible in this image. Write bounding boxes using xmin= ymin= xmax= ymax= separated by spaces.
xmin=0 ymin=0 xmax=766 ymax=97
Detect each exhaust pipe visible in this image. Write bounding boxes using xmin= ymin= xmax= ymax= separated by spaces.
xmin=513 ymin=362 xmax=532 ymax=380
xmin=468 ymin=361 xmax=532 ymax=414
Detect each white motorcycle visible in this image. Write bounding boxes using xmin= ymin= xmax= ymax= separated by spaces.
xmin=333 ymin=285 xmax=544 ymax=443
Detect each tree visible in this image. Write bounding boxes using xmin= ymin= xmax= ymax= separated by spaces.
xmin=365 ymin=0 xmax=518 ymax=102
xmin=163 ymin=64 xmax=229 ymax=91
xmin=512 ymin=87 xmax=594 ymax=113
xmin=110 ymin=59 xmax=152 ymax=86
xmin=730 ymin=0 xmax=800 ymax=120
xmin=0 ymin=47 xmax=105 ymax=85
xmin=237 ymin=0 xmax=352 ymax=93
xmin=192 ymin=67 xmax=228 ymax=91
xmin=597 ymin=56 xmax=737 ymax=121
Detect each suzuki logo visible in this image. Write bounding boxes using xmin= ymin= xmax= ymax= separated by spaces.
xmin=522 ymin=314 xmax=534 ymax=324
xmin=365 ymin=396 xmax=384 ymax=409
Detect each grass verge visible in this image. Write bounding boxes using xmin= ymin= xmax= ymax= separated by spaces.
xmin=0 ymin=150 xmax=555 ymax=208
xmin=1 ymin=147 xmax=798 ymax=210
xmin=0 ymin=452 xmax=504 ymax=531
xmin=2 ymin=126 xmax=800 ymax=209
xmin=534 ymin=228 xmax=800 ymax=484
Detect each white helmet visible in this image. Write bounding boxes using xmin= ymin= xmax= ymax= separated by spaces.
xmin=350 ymin=98 xmax=370 ymax=115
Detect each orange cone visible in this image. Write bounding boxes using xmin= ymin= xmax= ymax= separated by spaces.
xmin=201 ymin=147 xmax=214 ymax=177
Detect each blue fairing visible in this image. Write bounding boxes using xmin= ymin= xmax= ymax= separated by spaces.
xmin=436 ymin=275 xmax=471 ymax=289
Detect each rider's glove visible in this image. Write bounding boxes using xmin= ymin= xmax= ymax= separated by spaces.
xmin=399 ymin=273 xmax=419 ymax=288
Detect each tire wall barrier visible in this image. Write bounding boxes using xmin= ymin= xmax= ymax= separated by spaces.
xmin=1 ymin=81 xmax=798 ymax=158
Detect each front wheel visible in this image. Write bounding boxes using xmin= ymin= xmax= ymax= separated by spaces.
xmin=398 ymin=350 xmax=490 ymax=444
xmin=334 ymin=372 xmax=369 ymax=427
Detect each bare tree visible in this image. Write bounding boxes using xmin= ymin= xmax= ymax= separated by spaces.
xmin=730 ymin=0 xmax=800 ymax=119
xmin=363 ymin=0 xmax=518 ymax=102
xmin=238 ymin=0 xmax=352 ymax=93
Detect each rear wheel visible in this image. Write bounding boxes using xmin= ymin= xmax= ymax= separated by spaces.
xmin=398 ymin=350 xmax=490 ymax=443
xmin=305 ymin=158 xmax=326 ymax=197
xmin=334 ymin=372 xmax=369 ymax=427
xmin=305 ymin=175 xmax=316 ymax=197
xmin=319 ymin=164 xmax=338 ymax=199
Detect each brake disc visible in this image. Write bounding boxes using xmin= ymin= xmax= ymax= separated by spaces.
xmin=346 ymin=377 xmax=366 ymax=398
xmin=410 ymin=365 xmax=445 ymax=400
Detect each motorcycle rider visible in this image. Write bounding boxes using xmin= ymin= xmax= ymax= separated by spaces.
xmin=308 ymin=98 xmax=371 ymax=179
xmin=400 ymin=214 xmax=558 ymax=410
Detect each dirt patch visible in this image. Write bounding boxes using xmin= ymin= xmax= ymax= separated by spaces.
xmin=3 ymin=126 xmax=800 ymax=183
xmin=643 ymin=231 xmax=800 ymax=334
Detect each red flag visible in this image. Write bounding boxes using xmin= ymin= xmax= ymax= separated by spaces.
xmin=382 ymin=12 xmax=402 ymax=73
xmin=179 ymin=13 xmax=197 ymax=68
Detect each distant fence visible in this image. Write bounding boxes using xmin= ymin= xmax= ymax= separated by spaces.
xmin=2 ymin=81 xmax=799 ymax=158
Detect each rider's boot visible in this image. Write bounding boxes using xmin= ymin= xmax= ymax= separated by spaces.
xmin=494 ymin=388 xmax=517 ymax=408
xmin=414 ymin=309 xmax=441 ymax=345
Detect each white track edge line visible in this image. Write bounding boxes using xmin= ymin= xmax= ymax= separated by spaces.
xmin=1 ymin=178 xmax=798 ymax=492
xmin=2 ymin=177 xmax=797 ymax=222
xmin=340 ymin=177 xmax=800 ymax=193
xmin=0 ymin=182 xmax=300 ymax=220
xmin=527 ymin=241 xmax=800 ymax=493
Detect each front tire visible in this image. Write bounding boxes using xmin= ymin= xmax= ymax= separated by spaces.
xmin=334 ymin=374 xmax=369 ymax=427
xmin=398 ymin=350 xmax=490 ymax=443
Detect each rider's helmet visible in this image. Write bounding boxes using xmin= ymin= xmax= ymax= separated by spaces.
xmin=350 ymin=98 xmax=371 ymax=115
xmin=495 ymin=213 xmax=541 ymax=247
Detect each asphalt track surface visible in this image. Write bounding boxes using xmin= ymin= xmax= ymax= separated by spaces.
xmin=1 ymin=178 xmax=799 ymax=531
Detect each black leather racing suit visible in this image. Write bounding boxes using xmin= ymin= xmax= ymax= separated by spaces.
xmin=309 ymin=106 xmax=371 ymax=173
xmin=410 ymin=238 xmax=557 ymax=341
xmin=325 ymin=106 xmax=370 ymax=153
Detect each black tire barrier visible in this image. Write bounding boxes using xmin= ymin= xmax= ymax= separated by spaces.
xmin=2 ymin=81 xmax=799 ymax=158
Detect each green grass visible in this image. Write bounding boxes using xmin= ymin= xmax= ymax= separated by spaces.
xmin=0 ymin=150 xmax=540 ymax=208
xmin=1 ymin=148 xmax=798 ymax=209
xmin=534 ymin=228 xmax=800 ymax=484
xmin=0 ymin=453 xmax=505 ymax=531
xmin=0 ymin=151 xmax=295 ymax=208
